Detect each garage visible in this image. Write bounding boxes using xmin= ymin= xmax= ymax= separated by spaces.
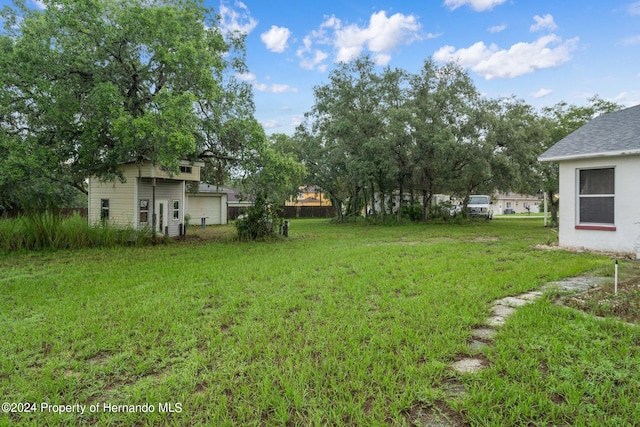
xmin=186 ymin=184 xmax=228 ymax=225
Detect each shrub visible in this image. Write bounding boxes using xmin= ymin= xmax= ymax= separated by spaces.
xmin=235 ymin=195 xmax=284 ymax=240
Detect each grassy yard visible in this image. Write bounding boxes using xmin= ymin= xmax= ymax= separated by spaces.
xmin=1 ymin=219 xmax=639 ymax=426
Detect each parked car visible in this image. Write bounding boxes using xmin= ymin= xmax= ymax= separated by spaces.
xmin=467 ymin=195 xmax=493 ymax=219
xmin=503 ymin=208 xmax=516 ymax=214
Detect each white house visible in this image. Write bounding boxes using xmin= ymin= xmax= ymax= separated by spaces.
xmin=494 ymin=192 xmax=542 ymax=214
xmin=538 ymin=104 xmax=640 ymax=255
xmin=88 ymin=160 xmax=203 ymax=237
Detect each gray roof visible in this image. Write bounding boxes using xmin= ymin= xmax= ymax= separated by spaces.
xmin=538 ymin=104 xmax=640 ymax=162
xmin=196 ymin=184 xmax=253 ymax=202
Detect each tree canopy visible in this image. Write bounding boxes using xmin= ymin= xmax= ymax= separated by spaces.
xmin=295 ymin=56 xmax=552 ymax=222
xmin=0 ymin=0 xmax=254 ymax=212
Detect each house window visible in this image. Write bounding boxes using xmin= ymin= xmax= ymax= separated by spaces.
xmin=100 ymin=199 xmax=109 ymax=221
xmin=139 ymin=199 xmax=149 ymax=223
xmin=180 ymin=166 xmax=192 ymax=174
xmin=173 ymin=200 xmax=179 ymax=220
xmin=579 ymin=168 xmax=614 ymax=225
xmin=506 ymin=202 xmax=511 ymax=208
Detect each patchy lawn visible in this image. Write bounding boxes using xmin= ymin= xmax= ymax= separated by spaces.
xmin=559 ymin=260 xmax=640 ymax=324
xmin=1 ymin=219 xmax=639 ymax=426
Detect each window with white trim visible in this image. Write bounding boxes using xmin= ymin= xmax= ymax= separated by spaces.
xmin=100 ymin=199 xmax=109 ymax=221
xmin=139 ymin=199 xmax=149 ymax=223
xmin=172 ymin=200 xmax=179 ymax=220
xmin=578 ymin=168 xmax=614 ymax=225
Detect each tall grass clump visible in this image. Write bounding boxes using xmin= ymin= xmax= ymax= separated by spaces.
xmin=0 ymin=212 xmax=155 ymax=252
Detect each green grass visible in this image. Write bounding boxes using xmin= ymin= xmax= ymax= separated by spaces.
xmin=1 ymin=218 xmax=638 ymax=425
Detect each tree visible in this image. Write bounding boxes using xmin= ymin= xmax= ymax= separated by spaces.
xmin=0 ymin=0 xmax=253 ymax=212
xmin=484 ymin=98 xmax=548 ymax=195
xmin=539 ymin=96 xmax=623 ymax=224
xmin=408 ymin=60 xmax=486 ymax=221
xmin=379 ymin=67 xmax=413 ymax=221
xmin=298 ymin=56 xmax=387 ymax=220
xmin=235 ymin=123 xmax=306 ymax=239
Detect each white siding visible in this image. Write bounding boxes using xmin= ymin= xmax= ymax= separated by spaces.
xmin=186 ymin=193 xmax=228 ymax=225
xmin=88 ymin=166 xmax=138 ymax=227
xmin=138 ymin=179 xmax=184 ymax=236
xmin=558 ymin=154 xmax=640 ymax=253
xmin=88 ymin=162 xmax=195 ymax=237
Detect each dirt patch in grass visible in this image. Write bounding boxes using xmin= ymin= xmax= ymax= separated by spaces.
xmin=533 ymin=243 xmax=636 ymax=260
xmin=555 ymin=262 xmax=640 ymax=324
xmin=561 ymin=280 xmax=640 ymax=324
xmin=402 ymin=400 xmax=465 ymax=427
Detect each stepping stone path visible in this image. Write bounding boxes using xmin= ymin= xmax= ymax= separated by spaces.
xmin=428 ymin=276 xmax=610 ymax=427
xmin=450 ymin=276 xmax=607 ymax=375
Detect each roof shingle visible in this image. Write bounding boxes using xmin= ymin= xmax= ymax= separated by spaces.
xmin=539 ymin=104 xmax=640 ymax=162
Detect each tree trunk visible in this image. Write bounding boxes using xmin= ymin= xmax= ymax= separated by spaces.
xmin=396 ymin=182 xmax=403 ymax=222
xmin=548 ymin=190 xmax=559 ymax=226
xmin=422 ymin=189 xmax=431 ymax=222
xmin=369 ymin=180 xmax=377 ymax=216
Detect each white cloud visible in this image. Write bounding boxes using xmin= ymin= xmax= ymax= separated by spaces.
xmin=236 ymin=72 xmax=256 ymax=82
xmin=530 ymin=14 xmax=557 ymax=32
xmin=261 ymin=26 xmax=291 ymax=53
xmin=621 ymin=35 xmax=640 ymax=45
xmin=443 ymin=0 xmax=507 ymax=12
xmin=290 ymin=115 xmax=304 ymax=128
xmin=31 ymin=0 xmax=46 ymax=9
xmin=254 ymin=83 xmax=298 ymax=93
xmin=236 ymin=72 xmax=297 ymax=93
xmin=532 ymin=88 xmax=553 ymax=98
xmin=261 ymin=120 xmax=280 ymax=129
xmin=488 ymin=24 xmax=507 ymax=33
xmin=614 ymin=91 xmax=640 ymax=107
xmin=629 ymin=1 xmax=640 ymax=15
xmin=298 ymin=49 xmax=329 ymax=71
xmin=295 ymin=11 xmax=421 ymax=70
xmin=434 ymin=34 xmax=579 ymax=79
xmin=218 ymin=1 xmax=258 ymax=37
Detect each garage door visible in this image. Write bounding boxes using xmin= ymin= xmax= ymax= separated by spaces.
xmin=187 ymin=196 xmax=222 ymax=224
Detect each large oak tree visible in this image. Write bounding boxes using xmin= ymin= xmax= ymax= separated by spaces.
xmin=0 ymin=0 xmax=254 ymax=212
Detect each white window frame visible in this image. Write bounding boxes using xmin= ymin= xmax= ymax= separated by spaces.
xmin=172 ymin=200 xmax=180 ymax=221
xmin=576 ymin=167 xmax=615 ymax=227
xmin=100 ymin=199 xmax=109 ymax=221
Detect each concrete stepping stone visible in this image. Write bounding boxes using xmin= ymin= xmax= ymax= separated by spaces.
xmin=492 ymin=304 xmax=516 ymax=317
xmin=451 ymin=358 xmax=485 ymax=374
xmin=472 ymin=328 xmax=496 ymax=340
xmin=486 ymin=315 xmax=505 ymax=327
xmin=519 ymin=291 xmax=543 ymax=300
xmin=495 ymin=296 xmax=533 ymax=307
xmin=469 ymin=340 xmax=488 ymax=352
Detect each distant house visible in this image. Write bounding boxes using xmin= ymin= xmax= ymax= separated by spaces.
xmin=88 ymin=160 xmax=202 ymax=237
xmin=494 ymin=192 xmax=542 ymax=214
xmin=226 ymin=187 xmax=253 ymax=220
xmin=538 ymin=104 xmax=640 ymax=255
xmin=286 ymin=185 xmax=332 ymax=207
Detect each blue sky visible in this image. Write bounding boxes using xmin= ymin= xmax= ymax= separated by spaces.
xmin=13 ymin=0 xmax=640 ymax=135
xmin=214 ymin=0 xmax=640 ymax=135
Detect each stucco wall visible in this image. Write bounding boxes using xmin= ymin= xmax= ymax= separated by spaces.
xmin=559 ymin=154 xmax=640 ymax=253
